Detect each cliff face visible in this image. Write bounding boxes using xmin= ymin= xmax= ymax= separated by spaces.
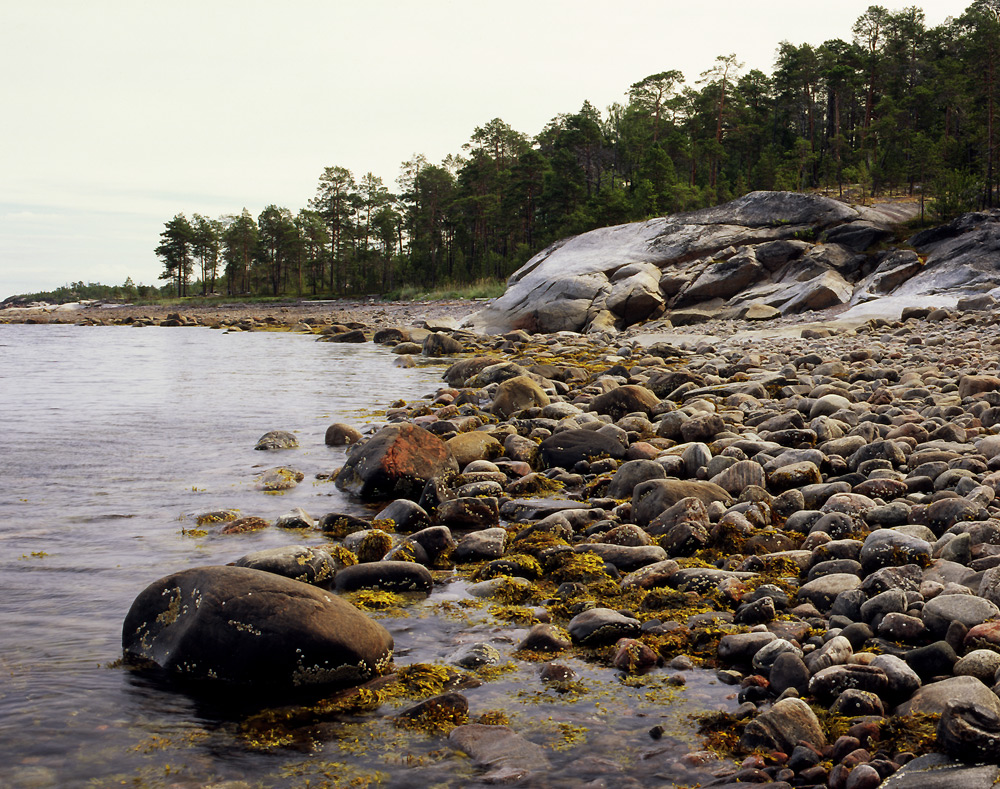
xmin=463 ymin=191 xmax=998 ymax=334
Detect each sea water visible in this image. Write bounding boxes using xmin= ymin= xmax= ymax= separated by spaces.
xmin=0 ymin=324 xmax=731 ymax=789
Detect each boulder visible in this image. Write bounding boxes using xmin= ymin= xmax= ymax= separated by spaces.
xmin=567 ymin=607 xmax=641 ymax=646
xmin=422 ymin=332 xmax=464 ymax=356
xmin=605 ymin=262 xmax=665 ymax=325
xmin=740 ymin=697 xmax=827 ymax=753
xmin=922 ymin=594 xmax=1000 ymax=639
xmin=325 ymin=423 xmax=363 ymax=446
xmin=462 ymin=192 xmax=860 ymax=334
xmin=632 ymin=478 xmax=732 ymax=527
xmin=446 ymin=432 xmax=503 ymax=468
xmin=233 ymin=545 xmax=336 ymax=586
xmin=588 ymin=385 xmax=660 ymax=419
xmin=938 ymin=700 xmax=1000 ymax=764
xmin=254 ymin=430 xmax=298 ymax=450
xmin=333 ymin=560 xmax=433 ymax=593
xmin=897 ymin=675 xmax=1000 ymax=717
xmin=573 ymin=543 xmax=667 ymax=572
xmin=122 ymin=566 xmax=392 ymax=688
xmin=491 ymin=375 xmax=550 ymax=418
xmin=539 ymin=428 xmax=627 ymax=468
xmin=335 ymin=423 xmax=458 ymax=501
xmin=256 ymin=467 xmax=304 ymax=491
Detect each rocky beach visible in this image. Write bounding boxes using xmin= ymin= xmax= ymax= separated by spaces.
xmin=92 ymin=297 xmax=1000 ymax=789
xmin=12 ymin=192 xmax=1000 ymax=788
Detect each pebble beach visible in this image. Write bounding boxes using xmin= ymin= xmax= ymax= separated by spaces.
xmin=10 ymin=297 xmax=1000 ymax=788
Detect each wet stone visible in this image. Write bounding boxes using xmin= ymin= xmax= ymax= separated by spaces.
xmin=254 ymin=430 xmax=299 ymax=450
xmin=568 ymin=607 xmax=641 ymax=646
xmin=333 ymin=560 xmax=433 ymax=593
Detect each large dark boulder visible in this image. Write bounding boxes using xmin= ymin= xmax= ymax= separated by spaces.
xmin=335 ymin=423 xmax=459 ymax=501
xmin=122 ymin=566 xmax=393 ymax=689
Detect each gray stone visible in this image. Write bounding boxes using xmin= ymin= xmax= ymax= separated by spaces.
xmin=567 ymin=607 xmax=641 ymax=646
xmin=234 ymin=545 xmax=335 ymax=587
xmin=808 ymin=664 xmax=889 ymax=702
xmin=923 ymin=594 xmax=1000 ymax=639
xmin=880 ymin=753 xmax=1000 ymax=789
xmin=871 ymin=654 xmax=922 ymax=702
xmin=796 ymin=573 xmax=861 ymax=613
xmin=897 ymin=675 xmax=1000 ymax=716
xmin=448 ymin=643 xmax=501 ymax=669
xmin=717 ymin=631 xmax=777 ymax=664
xmin=454 ymin=528 xmax=507 ymax=562
xmin=573 ymin=543 xmax=667 ymax=572
xmin=448 ymin=723 xmax=549 ymax=781
xmin=804 ymin=634 xmax=853 ymax=674
xmin=859 ymin=529 xmax=932 ymax=574
xmin=739 ymin=697 xmax=827 ymax=753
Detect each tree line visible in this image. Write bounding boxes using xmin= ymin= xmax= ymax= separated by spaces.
xmin=156 ymin=2 xmax=1000 ymax=299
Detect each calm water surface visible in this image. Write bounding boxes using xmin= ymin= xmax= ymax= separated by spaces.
xmin=0 ymin=324 xmax=734 ymax=789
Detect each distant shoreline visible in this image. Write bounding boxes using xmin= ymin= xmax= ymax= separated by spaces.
xmin=0 ymin=298 xmax=481 ymax=332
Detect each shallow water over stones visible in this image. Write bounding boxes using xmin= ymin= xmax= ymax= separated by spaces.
xmin=0 ymin=325 xmax=735 ymax=789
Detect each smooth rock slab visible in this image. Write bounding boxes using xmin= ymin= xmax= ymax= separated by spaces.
xmin=122 ymin=565 xmax=393 ymax=688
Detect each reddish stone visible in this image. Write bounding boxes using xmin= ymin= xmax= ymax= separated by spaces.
xmin=335 ymin=423 xmax=458 ymax=501
xmin=965 ymin=621 xmax=1000 ymax=651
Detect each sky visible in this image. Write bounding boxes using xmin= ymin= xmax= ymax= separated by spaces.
xmin=0 ymin=0 xmax=970 ymax=300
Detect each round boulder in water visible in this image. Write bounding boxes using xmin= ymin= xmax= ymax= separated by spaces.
xmin=254 ymin=430 xmax=299 ymax=450
xmin=325 ymin=423 xmax=363 ymax=446
xmin=122 ymin=565 xmax=393 ymax=689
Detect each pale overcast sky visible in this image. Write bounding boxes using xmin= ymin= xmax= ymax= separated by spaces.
xmin=0 ymin=0 xmax=967 ymax=299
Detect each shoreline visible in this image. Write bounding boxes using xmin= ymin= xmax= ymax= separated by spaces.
xmin=11 ymin=299 xmax=1000 ymax=786
xmin=0 ymin=297 xmax=482 ymax=331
